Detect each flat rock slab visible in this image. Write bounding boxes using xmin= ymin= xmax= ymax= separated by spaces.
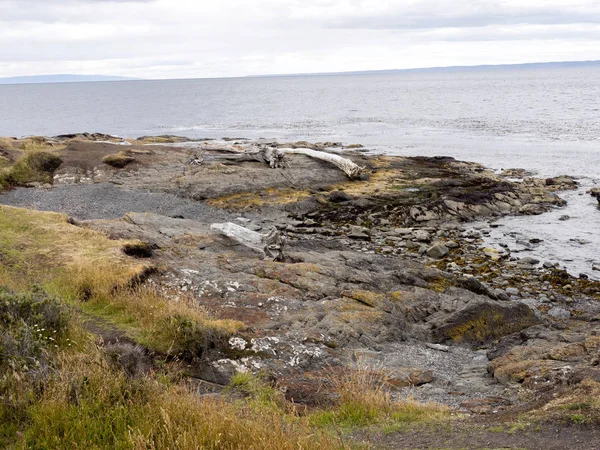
xmin=0 ymin=183 xmax=236 ymax=222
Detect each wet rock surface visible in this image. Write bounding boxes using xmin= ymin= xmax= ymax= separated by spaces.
xmin=1 ymin=135 xmax=598 ymax=416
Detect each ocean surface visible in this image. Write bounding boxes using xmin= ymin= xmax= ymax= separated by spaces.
xmin=0 ymin=67 xmax=599 ymax=277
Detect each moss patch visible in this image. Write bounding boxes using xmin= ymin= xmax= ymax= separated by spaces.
xmin=435 ymin=302 xmax=539 ymax=344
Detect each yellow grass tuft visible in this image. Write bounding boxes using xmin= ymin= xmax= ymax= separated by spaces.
xmin=310 ymin=360 xmax=451 ymax=429
xmin=0 ymin=206 xmax=243 ymax=357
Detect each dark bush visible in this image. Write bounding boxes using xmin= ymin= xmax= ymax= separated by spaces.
xmin=122 ymin=241 xmax=154 ymax=258
xmin=0 ymin=287 xmax=70 ymax=371
xmin=25 ymin=152 xmax=63 ymax=173
xmin=104 ymin=342 xmax=150 ymax=378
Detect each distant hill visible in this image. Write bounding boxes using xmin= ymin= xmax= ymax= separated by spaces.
xmin=250 ymin=60 xmax=600 ymax=78
xmin=0 ymin=74 xmax=139 ymax=85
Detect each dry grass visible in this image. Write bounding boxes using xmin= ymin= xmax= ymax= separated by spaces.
xmin=3 ymin=343 xmax=342 ymax=450
xmin=0 ymin=151 xmax=62 ymax=190
xmin=102 ymin=151 xmax=135 ymax=168
xmin=0 ymin=206 xmax=132 ymax=289
xmin=310 ymin=361 xmax=450 ymax=429
xmin=533 ymin=379 xmax=600 ymax=424
xmin=0 ymin=136 xmax=64 ymax=149
xmin=208 ymin=187 xmax=312 ymax=210
xmin=0 ymin=206 xmax=243 ymax=357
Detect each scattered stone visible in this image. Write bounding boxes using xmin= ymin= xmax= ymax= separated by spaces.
xmin=519 ymin=256 xmax=540 ymax=265
xmin=329 ymin=190 xmax=353 ymax=203
xmin=413 ymin=230 xmax=431 ymax=242
xmin=505 ymin=287 xmax=519 ymax=296
xmin=393 ymin=228 xmax=413 ymax=235
xmin=558 ymin=215 xmax=570 ymax=221
xmin=426 ymin=343 xmax=450 ymax=352
xmin=548 ymin=307 xmax=571 ymax=320
xmin=426 ymin=243 xmax=450 ymax=259
xmin=385 ymin=368 xmax=434 ymax=388
xmin=445 ymin=240 xmax=459 ymax=249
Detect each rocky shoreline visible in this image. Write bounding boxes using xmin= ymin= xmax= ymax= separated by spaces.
xmin=1 ymin=133 xmax=599 ymax=420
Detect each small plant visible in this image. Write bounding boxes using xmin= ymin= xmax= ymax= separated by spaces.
xmin=102 ymin=151 xmax=135 ymax=168
xmin=0 ymin=151 xmax=62 ymax=189
xmin=569 ymin=414 xmax=591 ymax=424
xmin=310 ymin=362 xmax=449 ymax=429
xmin=122 ymin=241 xmax=154 ymax=258
xmin=227 ymin=372 xmax=283 ymax=408
xmin=103 ymin=342 xmax=150 ymax=378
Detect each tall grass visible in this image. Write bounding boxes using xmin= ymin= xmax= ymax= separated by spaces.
xmin=310 ymin=362 xmax=450 ymax=429
xmin=0 ymin=151 xmax=62 ymax=190
xmin=0 ymin=207 xmax=242 ymax=359
xmin=9 ymin=345 xmax=343 ymax=449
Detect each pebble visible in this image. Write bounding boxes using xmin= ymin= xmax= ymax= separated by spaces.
xmin=548 ymin=307 xmax=571 ymax=320
xmin=426 ymin=243 xmax=450 ymax=259
xmin=413 ymin=230 xmax=431 ymax=242
xmin=520 ymin=256 xmax=540 ymax=265
xmin=426 ymin=343 xmax=450 ymax=352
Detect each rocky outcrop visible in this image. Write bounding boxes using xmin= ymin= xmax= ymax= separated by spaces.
xmin=2 ymin=136 xmax=597 ymax=414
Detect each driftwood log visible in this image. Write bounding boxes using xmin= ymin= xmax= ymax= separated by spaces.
xmin=278 ymin=147 xmax=364 ymax=179
xmin=210 ymin=222 xmax=284 ymax=260
xmin=197 ymin=143 xmax=363 ymax=179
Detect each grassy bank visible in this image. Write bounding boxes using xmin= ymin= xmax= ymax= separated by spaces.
xmin=0 ymin=205 xmax=452 ymax=448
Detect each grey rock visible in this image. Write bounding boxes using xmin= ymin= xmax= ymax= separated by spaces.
xmin=505 ymin=287 xmax=519 ymax=296
xmin=413 ymin=230 xmax=431 ymax=242
xmin=393 ymin=227 xmax=413 ymax=236
xmin=426 ymin=343 xmax=450 ymax=352
xmin=329 ymin=190 xmax=353 ymax=203
xmin=548 ymin=307 xmax=571 ymax=320
xmin=520 ymin=256 xmax=540 ymax=265
xmin=445 ymin=241 xmax=459 ymax=249
xmin=426 ymin=243 xmax=450 ymax=259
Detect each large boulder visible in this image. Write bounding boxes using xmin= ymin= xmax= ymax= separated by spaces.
xmin=431 ymin=302 xmax=539 ymax=344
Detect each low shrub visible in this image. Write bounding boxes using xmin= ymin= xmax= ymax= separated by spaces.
xmin=0 ymin=287 xmax=75 ymax=447
xmin=102 ymin=151 xmax=135 ymax=168
xmin=122 ymin=241 xmax=154 ymax=258
xmin=0 ymin=151 xmax=62 ymax=189
xmin=310 ymin=363 xmax=450 ymax=429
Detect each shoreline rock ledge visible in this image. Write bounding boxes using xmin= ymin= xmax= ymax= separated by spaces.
xmin=1 ymin=134 xmax=598 ymax=415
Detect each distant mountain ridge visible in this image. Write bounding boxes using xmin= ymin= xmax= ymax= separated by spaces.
xmin=249 ymin=60 xmax=600 ymax=78
xmin=0 ymin=74 xmax=139 ymax=85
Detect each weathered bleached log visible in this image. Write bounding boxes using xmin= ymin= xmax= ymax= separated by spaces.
xmin=278 ymin=147 xmax=365 ymax=179
xmin=198 ymin=142 xmax=363 ymax=179
xmin=210 ymin=222 xmax=284 ymax=260
xmin=199 ymin=144 xmax=246 ymax=153
xmin=198 ymin=144 xmax=285 ymax=168
xmin=247 ymin=145 xmax=285 ymax=168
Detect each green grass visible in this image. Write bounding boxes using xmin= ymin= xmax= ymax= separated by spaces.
xmin=0 ymin=151 xmax=62 ymax=190
xmin=227 ymin=372 xmax=284 ymax=410
xmin=102 ymin=151 xmax=135 ymax=168
xmin=0 ymin=206 xmax=242 ymax=359
xmin=309 ymin=366 xmax=450 ymax=430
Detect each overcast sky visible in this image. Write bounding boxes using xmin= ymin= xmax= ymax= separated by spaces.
xmin=1 ymin=0 xmax=600 ymax=79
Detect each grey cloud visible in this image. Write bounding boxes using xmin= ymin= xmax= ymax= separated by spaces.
xmin=325 ymin=11 xmax=600 ymax=30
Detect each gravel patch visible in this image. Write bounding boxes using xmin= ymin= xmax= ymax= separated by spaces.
xmin=382 ymin=341 xmax=504 ymax=407
xmin=0 ymin=183 xmax=236 ymax=222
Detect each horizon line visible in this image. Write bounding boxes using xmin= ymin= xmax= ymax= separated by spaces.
xmin=1 ymin=58 xmax=599 ymax=85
